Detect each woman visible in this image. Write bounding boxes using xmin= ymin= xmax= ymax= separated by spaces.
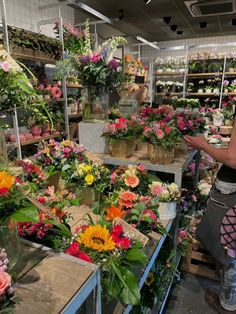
xmin=184 ymin=123 xmax=236 ymax=314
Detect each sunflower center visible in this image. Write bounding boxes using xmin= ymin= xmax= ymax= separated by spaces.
xmin=92 ymin=237 xmax=105 ymax=245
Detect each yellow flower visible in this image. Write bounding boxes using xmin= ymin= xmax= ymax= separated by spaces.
xmin=85 ymin=174 xmax=94 ymax=185
xmin=79 ymin=225 xmax=116 ymax=252
xmin=84 ymin=165 xmax=92 ymax=173
xmin=145 ymin=272 xmax=155 ymax=286
xmin=61 ymin=140 xmax=74 ymax=147
xmin=0 ymin=171 xmax=15 ymax=190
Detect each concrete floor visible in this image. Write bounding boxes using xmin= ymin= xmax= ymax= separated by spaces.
xmin=165 ymin=273 xmax=219 ymax=314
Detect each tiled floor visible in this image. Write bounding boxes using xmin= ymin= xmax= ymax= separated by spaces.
xmin=165 ymin=273 xmax=219 ymax=314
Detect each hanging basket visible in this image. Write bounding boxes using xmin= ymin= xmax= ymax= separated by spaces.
xmin=148 ymin=143 xmax=174 ymax=164
xmin=158 ymin=202 xmax=177 ymax=220
xmin=109 ymin=138 xmax=136 ymax=158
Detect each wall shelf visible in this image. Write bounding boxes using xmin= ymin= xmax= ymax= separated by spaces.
xmin=11 ymin=133 xmax=60 ymax=147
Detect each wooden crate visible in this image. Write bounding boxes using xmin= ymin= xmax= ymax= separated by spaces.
xmin=181 ymin=240 xmax=219 ymax=281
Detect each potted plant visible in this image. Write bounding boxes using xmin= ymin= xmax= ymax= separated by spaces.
xmin=143 ymin=122 xmax=181 ymax=164
xmin=156 ymin=80 xmax=165 ymax=93
xmin=102 ymin=118 xmax=137 ymax=158
xmin=223 ymin=80 xmax=230 ymax=93
xmin=212 ymin=109 xmax=224 ymax=126
xmin=198 ymin=80 xmax=204 ymax=93
xmin=222 ymin=109 xmax=234 ymax=126
xmin=149 ymin=181 xmax=181 ymax=219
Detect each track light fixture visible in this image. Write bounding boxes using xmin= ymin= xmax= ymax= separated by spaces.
xmin=170 ymin=25 xmax=177 ymax=31
xmin=177 ymin=30 xmax=183 ymax=35
xmin=118 ymin=9 xmax=124 ymax=20
xmin=144 ymin=0 xmax=152 ymax=4
xmin=136 ymin=36 xmax=160 ymax=50
xmin=232 ymin=18 xmax=236 ymax=25
xmin=200 ymin=22 xmax=207 ymax=28
xmin=163 ymin=16 xmax=172 ymax=24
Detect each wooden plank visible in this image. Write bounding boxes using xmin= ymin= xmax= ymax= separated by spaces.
xmin=15 ymin=255 xmax=93 ymax=314
xmin=181 ymin=262 xmax=219 ymax=281
xmin=191 ymin=250 xmax=215 ymax=264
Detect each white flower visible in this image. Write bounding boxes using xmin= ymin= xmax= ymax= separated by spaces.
xmin=168 ymin=183 xmax=179 ymax=193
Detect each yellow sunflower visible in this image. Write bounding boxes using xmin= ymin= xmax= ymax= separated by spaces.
xmin=79 ymin=225 xmax=116 ymax=252
xmin=0 ymin=171 xmax=15 ymax=190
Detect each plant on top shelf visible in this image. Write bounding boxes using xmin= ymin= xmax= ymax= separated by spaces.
xmin=175 ymin=98 xmax=200 ymax=109
xmin=7 ymin=26 xmax=62 ymax=60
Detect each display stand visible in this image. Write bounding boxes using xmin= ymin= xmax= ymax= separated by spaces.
xmin=15 ymin=239 xmax=102 ymax=314
xmin=94 ymin=144 xmax=200 ymax=187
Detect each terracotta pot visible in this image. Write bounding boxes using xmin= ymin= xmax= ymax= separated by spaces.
xmin=30 ymin=126 xmax=42 ymax=136
xmin=148 ymin=143 xmax=174 ymax=164
xmin=109 ymin=138 xmax=136 ymax=158
xmin=9 ymin=135 xmax=16 ymax=142
xmin=24 ymin=134 xmax=33 ymax=140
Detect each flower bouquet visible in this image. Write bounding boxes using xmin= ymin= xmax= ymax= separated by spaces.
xmin=110 ymin=164 xmax=159 ymax=196
xmin=63 ymin=161 xmax=111 ymax=205
xmin=144 ymin=122 xmax=181 ymax=164
xmin=149 ymin=181 xmax=181 ymax=219
xmin=65 ymin=222 xmax=148 ymax=305
xmin=34 ymin=140 xmax=86 ymax=190
xmin=102 ymin=117 xmax=137 ymax=158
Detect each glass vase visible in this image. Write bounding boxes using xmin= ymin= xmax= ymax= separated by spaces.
xmin=82 ymin=86 xmax=109 ymax=121
xmin=0 ymin=221 xmax=20 ymax=272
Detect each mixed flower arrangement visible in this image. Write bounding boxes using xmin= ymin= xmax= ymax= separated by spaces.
xmin=34 ymin=140 xmax=86 ymax=176
xmin=102 ymin=117 xmax=136 ymax=140
xmin=144 ymin=122 xmax=181 ymax=148
xmin=65 ymin=222 xmax=148 ymax=305
xmin=175 ymin=112 xmax=206 ymax=136
xmin=149 ymin=181 xmax=181 ymax=203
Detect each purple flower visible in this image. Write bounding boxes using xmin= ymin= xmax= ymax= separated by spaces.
xmin=109 ymin=59 xmax=119 ymax=70
xmin=80 ymin=55 xmax=91 ymax=64
xmin=224 ymin=80 xmax=229 ymax=86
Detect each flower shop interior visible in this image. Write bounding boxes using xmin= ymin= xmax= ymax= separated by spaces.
xmin=0 ymin=0 xmax=236 ymax=313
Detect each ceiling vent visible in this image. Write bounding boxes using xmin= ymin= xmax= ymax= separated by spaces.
xmin=185 ymin=0 xmax=236 ymax=17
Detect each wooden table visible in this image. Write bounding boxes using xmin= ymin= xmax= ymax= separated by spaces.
xmin=14 ymin=240 xmax=101 ymax=314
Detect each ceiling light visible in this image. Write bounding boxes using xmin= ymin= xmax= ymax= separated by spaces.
xmin=170 ymin=25 xmax=178 ymax=31
xmin=163 ymin=16 xmax=172 ymax=24
xmin=200 ymin=22 xmax=207 ymax=28
xmin=136 ymin=36 xmax=160 ymax=50
xmin=177 ymin=30 xmax=183 ymax=35
xmin=144 ymin=0 xmax=152 ymax=4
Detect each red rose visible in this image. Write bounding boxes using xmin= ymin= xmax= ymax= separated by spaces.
xmin=111 ymin=224 xmax=123 ymax=237
xmin=0 ymin=187 xmax=9 ymax=196
xmin=165 ymin=127 xmax=172 ymax=134
xmin=65 ymin=242 xmax=80 ymax=256
xmin=116 ymin=237 xmax=131 ymax=250
xmin=77 ymin=251 xmax=93 ymax=263
xmin=37 ymin=197 xmax=47 ymax=204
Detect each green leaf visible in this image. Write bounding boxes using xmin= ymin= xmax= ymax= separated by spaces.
xmin=11 ymin=206 xmax=39 ymax=222
xmin=125 ymin=248 xmax=148 ymax=265
xmin=44 ymin=220 xmax=72 ymax=238
xmin=62 ymin=164 xmax=71 ymax=171
xmin=119 ymin=267 xmax=141 ymax=305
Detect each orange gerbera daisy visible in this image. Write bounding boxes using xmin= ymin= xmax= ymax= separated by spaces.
xmin=124 ymin=174 xmax=139 ymax=188
xmin=119 ymin=191 xmax=137 ymax=208
xmin=106 ymin=205 xmax=126 ymax=221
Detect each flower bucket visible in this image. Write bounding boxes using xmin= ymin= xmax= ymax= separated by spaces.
xmin=148 ymin=143 xmax=174 ymax=164
xmin=77 ymin=187 xmax=100 ymax=206
xmin=109 ymin=138 xmax=136 ymax=158
xmin=174 ymin=141 xmax=188 ymax=156
xmin=46 ymin=172 xmax=65 ymax=192
xmin=158 ymin=202 xmax=177 ymax=220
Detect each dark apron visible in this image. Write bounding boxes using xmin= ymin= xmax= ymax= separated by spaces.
xmin=196 ymin=186 xmax=236 ymax=265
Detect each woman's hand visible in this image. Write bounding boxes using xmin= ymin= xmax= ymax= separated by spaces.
xmin=184 ymin=135 xmax=208 ymax=150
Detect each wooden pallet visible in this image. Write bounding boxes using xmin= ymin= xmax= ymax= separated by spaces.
xmin=181 ymin=240 xmax=220 ymax=281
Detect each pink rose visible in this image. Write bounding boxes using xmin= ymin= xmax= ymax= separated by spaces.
xmin=142 ymin=209 xmax=157 ymax=224
xmin=116 ymin=237 xmax=131 ymax=249
xmin=137 ymin=164 xmax=146 ymax=173
xmin=111 ymin=172 xmax=117 ymax=184
xmin=63 ymin=147 xmax=71 ymax=158
xmin=165 ymin=126 xmax=172 ymax=135
xmin=178 ymin=229 xmax=188 ymax=240
xmin=151 ymin=185 xmax=164 ymax=196
xmin=0 ymin=271 xmax=11 ymax=301
xmin=155 ymin=129 xmax=164 ymax=140
xmin=0 ymin=62 xmax=10 ymax=72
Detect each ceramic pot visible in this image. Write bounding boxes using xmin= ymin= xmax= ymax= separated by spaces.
xmin=158 ymin=202 xmax=177 ymax=220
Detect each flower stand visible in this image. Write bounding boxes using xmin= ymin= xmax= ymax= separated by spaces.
xmin=148 ymin=143 xmax=174 ymax=164
xmin=79 ymin=121 xmax=109 ymax=154
xmin=109 ymin=138 xmax=136 ymax=158
xmin=158 ymin=202 xmax=177 ymax=220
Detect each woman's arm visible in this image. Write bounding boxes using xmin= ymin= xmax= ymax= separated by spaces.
xmin=184 ymin=119 xmax=236 ymax=169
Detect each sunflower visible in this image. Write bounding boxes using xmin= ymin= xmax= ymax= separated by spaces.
xmin=106 ymin=205 xmax=126 ymax=221
xmin=79 ymin=225 xmax=116 ymax=252
xmin=0 ymin=171 xmax=15 ymax=190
